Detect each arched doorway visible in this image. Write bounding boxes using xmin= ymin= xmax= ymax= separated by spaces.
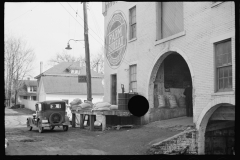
xmin=196 ymin=97 xmax=235 ymax=155
xmin=148 ymin=51 xmax=193 ymax=122
xmin=205 ymin=105 xmax=235 ymax=155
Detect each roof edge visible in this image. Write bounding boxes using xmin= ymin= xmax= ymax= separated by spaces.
xmin=36 ymin=74 xmax=103 ymax=78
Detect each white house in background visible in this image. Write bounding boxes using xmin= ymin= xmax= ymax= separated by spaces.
xmin=34 ymin=62 xmax=104 ymax=104
xmin=18 ymin=78 xmax=37 ymax=103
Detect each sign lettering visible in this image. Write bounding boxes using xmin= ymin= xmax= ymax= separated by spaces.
xmin=105 ymin=11 xmax=127 ymax=68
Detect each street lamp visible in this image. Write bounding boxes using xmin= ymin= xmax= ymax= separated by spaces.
xmin=65 ymin=39 xmax=84 ymax=50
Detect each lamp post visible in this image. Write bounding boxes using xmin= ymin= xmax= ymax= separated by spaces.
xmin=65 ymin=39 xmax=84 ymax=50
xmin=83 ymin=2 xmax=92 ymax=102
xmin=66 ymin=2 xmax=93 ymax=130
xmin=65 ymin=2 xmax=92 ymax=103
xmin=65 ymin=38 xmax=92 ymax=102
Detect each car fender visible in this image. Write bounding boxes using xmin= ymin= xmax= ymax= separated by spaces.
xmin=37 ymin=118 xmax=43 ymax=126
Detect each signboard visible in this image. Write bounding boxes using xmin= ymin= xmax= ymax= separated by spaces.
xmin=78 ymin=75 xmax=87 ymax=83
xmin=105 ymin=11 xmax=127 ymax=68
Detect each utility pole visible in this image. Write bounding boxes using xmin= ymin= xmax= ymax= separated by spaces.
xmin=83 ymin=2 xmax=92 ymax=102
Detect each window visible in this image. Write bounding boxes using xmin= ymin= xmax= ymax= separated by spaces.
xmin=36 ymin=103 xmax=42 ymax=111
xmin=50 ymin=104 xmax=62 ymax=109
xmin=23 ymin=96 xmax=27 ymax=99
xmin=129 ymin=6 xmax=136 ymax=40
xmin=32 ymin=96 xmax=36 ymax=101
xmin=33 ymin=86 xmax=37 ymax=92
xmin=38 ymin=104 xmax=42 ymax=111
xmin=157 ymin=2 xmax=184 ymax=40
xmin=71 ymin=69 xmax=80 ymax=74
xmin=129 ymin=64 xmax=137 ymax=92
xmin=215 ymin=39 xmax=232 ymax=92
xmin=30 ymin=86 xmax=37 ymax=92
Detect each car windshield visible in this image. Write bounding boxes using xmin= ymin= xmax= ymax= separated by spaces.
xmin=50 ymin=103 xmax=62 ymax=109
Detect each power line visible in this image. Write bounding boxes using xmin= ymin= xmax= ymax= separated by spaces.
xmin=60 ymin=2 xmax=132 ymax=66
xmin=67 ymin=2 xmax=104 ymax=44
xmin=6 ymin=3 xmax=41 ymax=25
xmin=89 ymin=3 xmax=103 ymax=39
xmin=59 ymin=2 xmax=104 ymax=47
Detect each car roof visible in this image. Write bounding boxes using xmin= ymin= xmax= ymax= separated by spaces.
xmin=38 ymin=100 xmax=66 ymax=104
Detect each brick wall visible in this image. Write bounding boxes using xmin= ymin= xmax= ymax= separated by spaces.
xmin=103 ymin=2 xmax=235 ymax=125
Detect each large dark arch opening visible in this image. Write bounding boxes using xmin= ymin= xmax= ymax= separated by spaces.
xmin=149 ymin=52 xmax=193 ymax=122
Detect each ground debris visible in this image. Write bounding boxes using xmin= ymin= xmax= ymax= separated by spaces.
xmin=112 ymin=125 xmax=133 ymax=130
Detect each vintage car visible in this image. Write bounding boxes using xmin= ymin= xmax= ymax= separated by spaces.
xmin=26 ymin=100 xmax=70 ymax=133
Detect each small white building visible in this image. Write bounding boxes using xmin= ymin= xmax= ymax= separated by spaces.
xmin=18 ymin=79 xmax=37 ymax=102
xmin=34 ymin=62 xmax=104 ymax=104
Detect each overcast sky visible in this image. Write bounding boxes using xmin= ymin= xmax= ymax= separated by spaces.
xmin=4 ymin=2 xmax=104 ymax=79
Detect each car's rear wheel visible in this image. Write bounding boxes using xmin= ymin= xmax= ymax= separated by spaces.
xmin=27 ymin=120 xmax=32 ymax=131
xmin=38 ymin=121 xmax=44 ymax=133
xmin=49 ymin=126 xmax=55 ymax=130
xmin=63 ymin=125 xmax=68 ymax=131
xmin=49 ymin=113 xmax=63 ymax=125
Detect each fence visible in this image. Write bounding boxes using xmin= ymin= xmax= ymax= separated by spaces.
xmin=20 ymin=99 xmax=38 ymax=111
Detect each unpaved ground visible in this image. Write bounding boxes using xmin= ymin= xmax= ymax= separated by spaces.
xmin=5 ymin=108 xmax=193 ymax=155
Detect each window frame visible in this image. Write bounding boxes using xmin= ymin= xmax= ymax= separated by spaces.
xmin=129 ymin=6 xmax=136 ymax=40
xmin=32 ymin=96 xmax=37 ymax=101
xmin=33 ymin=86 xmax=37 ymax=92
xmin=129 ymin=64 xmax=137 ymax=92
xmin=156 ymin=2 xmax=184 ymax=41
xmin=50 ymin=103 xmax=62 ymax=109
xmin=215 ymin=39 xmax=232 ymax=92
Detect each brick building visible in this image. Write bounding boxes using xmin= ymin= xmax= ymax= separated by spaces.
xmin=102 ymin=2 xmax=235 ymax=154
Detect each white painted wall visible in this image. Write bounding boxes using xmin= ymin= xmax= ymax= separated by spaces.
xmin=21 ymin=99 xmax=38 ymax=111
xmin=45 ymin=94 xmax=104 ymax=104
xmin=38 ymin=78 xmax=46 ymax=102
xmin=103 ymin=2 xmax=235 ymax=124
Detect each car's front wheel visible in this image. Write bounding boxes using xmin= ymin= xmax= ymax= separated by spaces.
xmin=63 ymin=125 xmax=68 ymax=131
xmin=38 ymin=121 xmax=44 ymax=133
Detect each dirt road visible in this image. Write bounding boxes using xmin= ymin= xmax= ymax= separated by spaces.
xmin=5 ymin=108 xmax=193 ymax=155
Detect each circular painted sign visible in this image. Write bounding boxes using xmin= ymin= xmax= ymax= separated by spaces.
xmin=105 ymin=11 xmax=127 ymax=68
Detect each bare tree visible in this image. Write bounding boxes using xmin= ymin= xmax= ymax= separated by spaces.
xmin=91 ymin=47 xmax=104 ymax=74
xmin=91 ymin=52 xmax=104 ymax=74
xmin=4 ymin=35 xmax=35 ymax=107
xmin=48 ymin=50 xmax=85 ymax=67
xmin=48 ymin=48 xmax=104 ymax=74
